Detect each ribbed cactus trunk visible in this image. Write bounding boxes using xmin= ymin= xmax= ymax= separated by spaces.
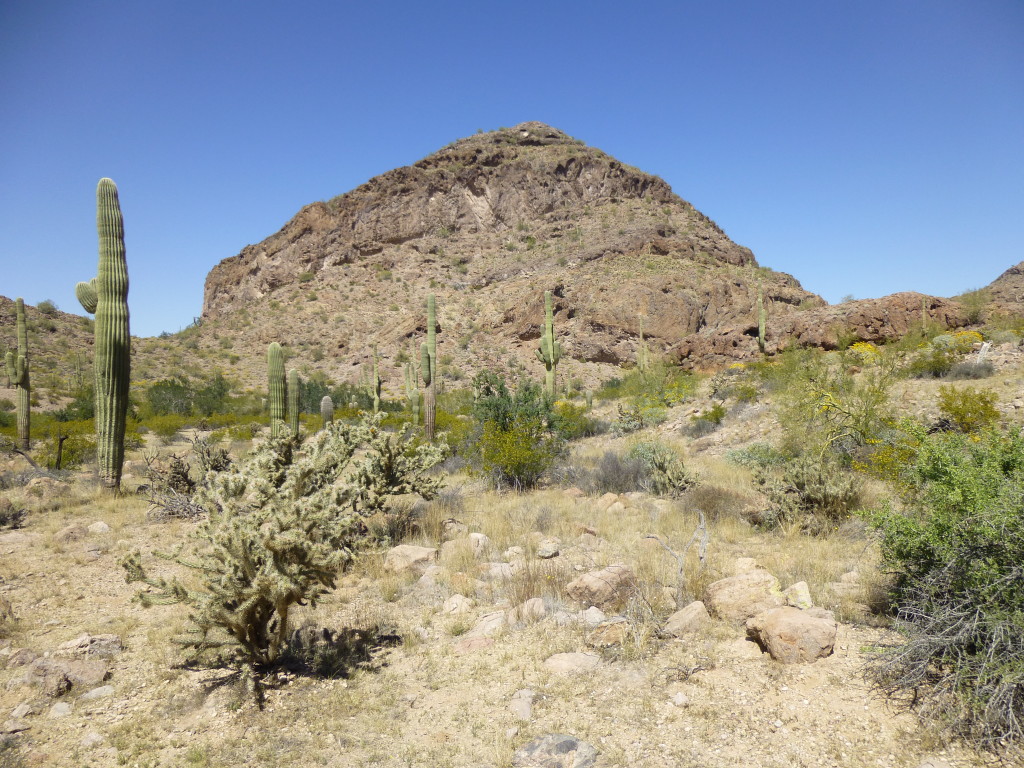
xmin=757 ymin=287 xmax=766 ymax=353
xmin=268 ymin=343 xmax=286 ymax=437
xmin=320 ymin=395 xmax=334 ymax=428
xmin=423 ymin=294 xmax=437 ymax=441
xmin=287 ymin=368 xmax=300 ymax=438
xmin=89 ymin=179 xmax=130 ymax=490
xmin=535 ymin=290 xmax=561 ymax=400
xmin=371 ymin=345 xmax=381 ymax=414
xmin=5 ymin=298 xmax=30 ymax=450
xmin=404 ymin=356 xmax=420 ymax=426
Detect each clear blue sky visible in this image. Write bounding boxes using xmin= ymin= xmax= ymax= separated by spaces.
xmin=2 ymin=1 xmax=1022 ymax=337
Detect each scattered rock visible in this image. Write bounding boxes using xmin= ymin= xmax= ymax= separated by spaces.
xmin=606 ymin=501 xmax=625 ymax=516
xmin=453 ymin=636 xmax=494 ymax=655
xmin=0 ymin=596 xmax=13 ymax=625
xmin=746 ymin=606 xmax=837 ymax=664
xmin=465 ymin=611 xmax=506 ymax=638
xmin=81 ymin=731 xmax=105 ymax=748
xmin=503 ymin=546 xmax=525 ymax=560
xmin=663 ymin=601 xmax=711 ymax=637
xmin=670 ymin=691 xmax=690 ymax=707
xmin=594 ymin=492 xmax=618 ymax=513
xmin=9 ymin=704 xmax=31 ymax=719
xmin=5 ymin=649 xmax=37 ymax=668
xmin=543 ymin=652 xmax=600 ymax=674
xmin=563 ymin=487 xmax=585 ymax=498
xmin=440 ymin=518 xmax=468 ymax=541
xmin=512 ymin=733 xmax=598 ymax=768
xmin=11 ymin=658 xmax=110 ymax=697
xmin=86 ymin=521 xmax=111 ymax=535
xmin=564 ymin=564 xmax=636 ymax=610
xmin=535 ymin=538 xmax=560 ymax=559
xmin=57 ymin=634 xmax=123 ymax=658
xmin=468 ymin=532 xmax=491 ymax=558
xmin=383 ymin=545 xmax=438 ymax=575
xmin=704 ymin=569 xmax=784 ymax=624
xmin=732 ymin=557 xmax=760 ymax=574
xmin=580 ymin=606 xmax=607 ymax=626
xmin=480 ymin=562 xmax=514 ymax=582
xmin=577 ymin=533 xmax=601 ymax=550
xmin=783 ymin=581 xmax=813 ymax=610
xmin=54 ymin=524 xmax=88 ymax=544
xmin=1 ymin=717 xmax=30 ymax=734
xmin=442 ymin=594 xmax=473 ymax=614
xmin=47 ymin=701 xmax=72 ymax=718
xmin=506 ymin=598 xmax=546 ymax=626
xmin=509 ymin=688 xmax=534 ymax=722
xmin=586 ymin=618 xmax=630 ymax=648
xmin=79 ymin=685 xmax=114 ymax=701
xmin=26 ymin=477 xmax=69 ymax=497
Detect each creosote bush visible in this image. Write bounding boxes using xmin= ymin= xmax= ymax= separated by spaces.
xmin=122 ymin=414 xmax=445 ymax=701
xmin=866 ymin=428 xmax=1024 ymax=752
xmin=935 ymin=384 xmax=1000 ymax=433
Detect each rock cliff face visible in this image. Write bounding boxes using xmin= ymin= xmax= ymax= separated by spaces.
xmin=196 ymin=123 xmax=966 ymax=387
xmin=199 ymin=122 xmax=828 ymax=386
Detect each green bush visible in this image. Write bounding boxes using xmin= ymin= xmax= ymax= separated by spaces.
xmin=865 ymin=428 xmax=1024 ymax=750
xmin=936 ymin=384 xmax=1000 ymax=433
xmin=141 ymin=413 xmax=190 ymax=444
xmin=34 ymin=420 xmax=96 ymax=470
xmin=906 ymin=345 xmax=958 ymax=379
xmin=552 ymin=401 xmax=600 ymax=440
xmin=479 ymin=417 xmax=561 ymax=490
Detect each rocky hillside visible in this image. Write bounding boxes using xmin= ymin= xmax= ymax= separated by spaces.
xmin=197 ymin=122 xmax=820 ymax=390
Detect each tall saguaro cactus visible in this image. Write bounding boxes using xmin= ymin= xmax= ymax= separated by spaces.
xmin=5 ymin=298 xmax=30 ymax=450
xmin=320 ymin=395 xmax=334 ymax=428
xmin=369 ymin=345 xmax=382 ymax=414
xmin=268 ymin=343 xmax=286 ymax=437
xmin=535 ymin=290 xmax=562 ymax=399
xmin=76 ymin=179 xmax=130 ymax=490
xmin=422 ymin=294 xmax=437 ymax=441
xmin=287 ymin=368 xmax=301 ymax=438
xmin=404 ymin=354 xmax=420 ymax=426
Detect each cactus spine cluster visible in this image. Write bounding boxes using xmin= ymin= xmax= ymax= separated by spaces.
xmin=288 ymin=368 xmax=300 ymax=438
xmin=76 ymin=179 xmax=130 ymax=490
xmin=320 ymin=395 xmax=334 ymax=428
xmin=757 ymin=286 xmax=766 ymax=353
xmin=535 ymin=290 xmax=561 ymax=399
xmin=268 ymin=343 xmax=286 ymax=437
xmin=5 ymin=298 xmax=30 ymax=450
xmin=422 ymin=294 xmax=437 ymax=441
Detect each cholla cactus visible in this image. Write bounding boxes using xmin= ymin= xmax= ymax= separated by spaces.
xmin=5 ymin=299 xmax=30 ymax=450
xmin=121 ymin=415 xmax=446 ymax=701
xmin=535 ymin=290 xmax=561 ymax=399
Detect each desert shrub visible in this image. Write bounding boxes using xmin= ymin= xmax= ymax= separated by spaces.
xmin=551 ymin=401 xmax=600 ymax=440
xmin=34 ymin=420 xmax=95 ymax=470
xmin=936 ymin=385 xmax=999 ymax=433
xmin=751 ymin=454 xmax=861 ymax=533
xmin=865 ymin=429 xmax=1024 ymax=751
xmin=595 ymin=362 xmax=696 ymax=405
xmin=726 ymin=442 xmax=790 ymax=470
xmin=478 ymin=417 xmax=561 ymax=490
xmin=627 ymin=440 xmax=696 ymax=496
xmin=683 ymin=402 xmax=726 ymax=438
xmin=0 ymin=497 xmax=26 ymax=529
xmin=945 ymin=360 xmax=994 ymax=380
xmin=36 ymin=299 xmax=57 ymax=315
xmin=611 ymin=403 xmax=646 ymax=435
xmin=141 ymin=413 xmax=190 ymax=444
xmin=905 ymin=344 xmax=958 ymax=379
xmin=576 ymin=450 xmax=653 ymax=495
xmin=122 ymin=415 xmax=445 ymax=701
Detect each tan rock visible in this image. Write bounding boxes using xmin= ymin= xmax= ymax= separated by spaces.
xmin=565 ymin=564 xmax=636 ymax=610
xmin=543 ymin=652 xmax=601 ymax=674
xmin=586 ymin=618 xmax=631 ymax=647
xmin=383 ymin=544 xmax=438 ymax=574
xmin=664 ymin=601 xmax=711 ymax=637
xmin=506 ymin=598 xmax=546 ymax=626
xmin=745 ymin=606 xmax=837 ymax=664
xmin=783 ymin=581 xmax=813 ymax=610
xmin=704 ymin=569 xmax=783 ymax=625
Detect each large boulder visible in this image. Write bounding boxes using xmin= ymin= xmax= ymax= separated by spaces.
xmin=704 ymin=569 xmax=784 ymax=625
xmin=745 ymin=606 xmax=837 ymax=663
xmin=564 ymin=564 xmax=636 ymax=610
xmin=512 ymin=734 xmax=598 ymax=768
xmin=383 ymin=544 xmax=438 ymax=575
xmin=663 ymin=600 xmax=711 ymax=637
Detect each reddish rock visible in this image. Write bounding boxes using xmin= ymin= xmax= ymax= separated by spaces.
xmin=746 ymin=606 xmax=837 ymax=664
